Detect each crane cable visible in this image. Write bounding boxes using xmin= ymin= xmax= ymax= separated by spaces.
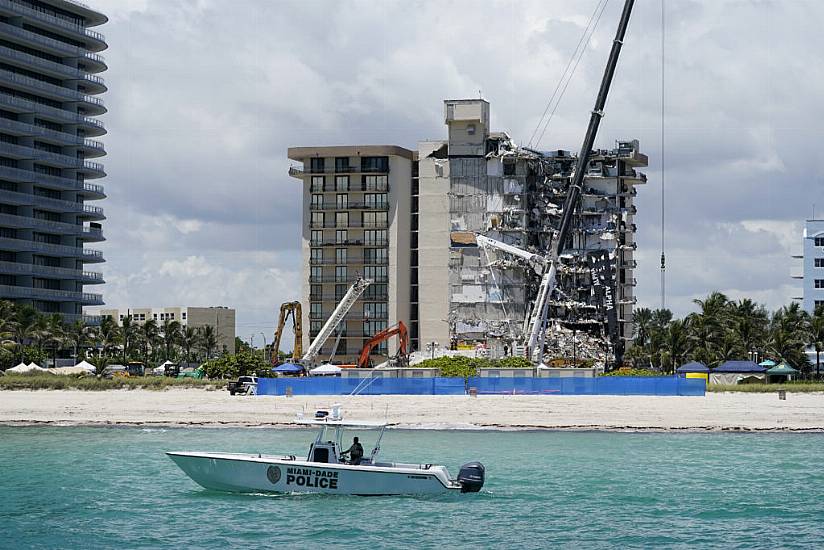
xmin=660 ymin=0 xmax=667 ymax=310
xmin=526 ymin=0 xmax=610 ymax=150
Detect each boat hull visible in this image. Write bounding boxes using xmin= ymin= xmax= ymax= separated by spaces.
xmin=167 ymin=452 xmax=460 ymax=496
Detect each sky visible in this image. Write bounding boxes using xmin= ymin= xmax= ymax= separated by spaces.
xmin=86 ymin=0 xmax=824 ymax=344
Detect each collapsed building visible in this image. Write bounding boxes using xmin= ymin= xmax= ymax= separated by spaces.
xmin=288 ymin=98 xmax=647 ymax=366
xmin=416 ymin=99 xmax=648 ymax=365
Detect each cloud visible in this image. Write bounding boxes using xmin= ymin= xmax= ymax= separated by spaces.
xmin=90 ymin=0 xmax=824 ymax=341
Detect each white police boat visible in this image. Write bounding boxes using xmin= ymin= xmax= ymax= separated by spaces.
xmin=167 ymin=417 xmax=485 ymax=496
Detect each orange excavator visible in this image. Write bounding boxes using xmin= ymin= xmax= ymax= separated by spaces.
xmin=357 ymin=321 xmax=409 ymax=369
xmin=272 ymin=301 xmax=302 ymax=365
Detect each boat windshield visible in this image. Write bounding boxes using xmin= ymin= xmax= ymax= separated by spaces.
xmin=314 ymin=424 xmax=386 ymax=463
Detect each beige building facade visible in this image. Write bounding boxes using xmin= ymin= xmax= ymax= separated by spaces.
xmin=100 ymin=306 xmax=236 ymax=354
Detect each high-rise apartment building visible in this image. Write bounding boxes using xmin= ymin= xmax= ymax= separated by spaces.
xmin=288 ymin=99 xmax=648 ymax=366
xmin=287 ymin=146 xmax=413 ymax=364
xmin=798 ymin=219 xmax=824 ymax=313
xmin=0 ymin=0 xmax=107 ymax=323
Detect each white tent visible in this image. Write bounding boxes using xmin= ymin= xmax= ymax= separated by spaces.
xmin=74 ymin=360 xmax=96 ymax=373
xmin=310 ymin=363 xmax=342 ymax=376
xmin=51 ymin=366 xmax=90 ymax=376
xmin=8 ymin=363 xmax=49 ymax=374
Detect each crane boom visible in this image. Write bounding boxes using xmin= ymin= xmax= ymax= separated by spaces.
xmin=301 ymin=277 xmax=372 ymax=363
xmin=476 ymin=234 xmax=547 ymax=267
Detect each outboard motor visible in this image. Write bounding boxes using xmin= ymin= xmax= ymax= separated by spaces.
xmin=457 ymin=462 xmax=485 ymax=493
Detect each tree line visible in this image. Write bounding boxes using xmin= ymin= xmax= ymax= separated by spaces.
xmin=626 ymin=292 xmax=824 ymax=377
xmin=0 ymin=300 xmax=220 ymax=370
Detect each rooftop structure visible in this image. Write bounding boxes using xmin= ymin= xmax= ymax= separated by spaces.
xmin=0 ymin=0 xmax=108 ymax=324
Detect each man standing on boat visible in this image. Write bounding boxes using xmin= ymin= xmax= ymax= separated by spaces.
xmin=342 ymin=437 xmax=364 ymax=465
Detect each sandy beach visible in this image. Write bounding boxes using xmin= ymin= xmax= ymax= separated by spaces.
xmin=0 ymin=389 xmax=822 ymax=431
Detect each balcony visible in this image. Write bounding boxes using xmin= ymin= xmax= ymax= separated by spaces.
xmin=309 ymin=257 xmax=388 ymax=265
xmin=309 ymin=182 xmax=390 ymax=193
xmin=0 ymin=44 xmax=106 ymax=92
xmin=63 ymin=313 xmax=102 ymax=325
xmin=0 ymin=21 xmax=104 ymax=67
xmin=309 ymin=221 xmax=389 ymax=229
xmin=305 ymin=166 xmax=389 ymax=175
xmin=310 ymin=239 xmax=389 ymax=247
xmin=310 ymin=202 xmax=389 ymax=211
xmin=308 ymin=311 xmax=389 ymax=321
xmin=0 ymin=236 xmax=103 ymax=261
xmin=0 ymin=118 xmax=105 ymax=156
xmin=0 ymin=284 xmax=103 ymax=304
xmin=0 ymin=143 xmax=105 ymax=175
xmin=0 ymin=260 xmax=103 ymax=284
xmin=288 ymin=166 xmax=304 ymax=179
xmin=0 ymin=69 xmax=105 ymax=115
xmin=0 ymin=92 xmax=105 ymax=135
xmin=0 ymin=189 xmax=105 ymax=219
xmin=0 ymin=167 xmax=105 ymax=197
xmin=310 ymin=293 xmax=389 ymax=302
xmin=0 ymin=213 xmax=103 ymax=240
xmin=0 ymin=0 xmax=107 ymax=47
xmin=309 ymin=275 xmax=388 ymax=284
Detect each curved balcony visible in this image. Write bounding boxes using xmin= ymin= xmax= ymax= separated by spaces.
xmin=0 ymin=189 xmax=105 ymax=219
xmin=0 ymin=143 xmax=105 ymax=177
xmin=0 ymin=260 xmax=104 ymax=284
xmin=0 ymin=167 xmax=105 ymax=198
xmin=0 ymin=212 xmax=104 ymax=241
xmin=0 ymin=236 xmax=103 ymax=262
xmin=0 ymin=44 xmax=106 ymax=93
xmin=0 ymin=22 xmax=106 ymax=72
xmin=0 ymin=284 xmax=103 ymax=305
xmin=0 ymin=69 xmax=106 ymax=116
xmin=0 ymin=118 xmax=105 ymax=157
xmin=0 ymin=93 xmax=106 ymax=136
xmin=0 ymin=0 xmax=107 ymax=52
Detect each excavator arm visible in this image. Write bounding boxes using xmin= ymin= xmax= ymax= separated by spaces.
xmin=357 ymin=321 xmax=409 ymax=369
xmin=272 ymin=301 xmax=302 ymax=365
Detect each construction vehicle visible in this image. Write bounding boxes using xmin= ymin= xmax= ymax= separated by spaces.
xmin=299 ymin=277 xmax=372 ymax=366
xmin=272 ymin=301 xmax=303 ymax=365
xmin=356 ymin=321 xmax=409 ymax=369
xmin=476 ymin=0 xmax=635 ymax=365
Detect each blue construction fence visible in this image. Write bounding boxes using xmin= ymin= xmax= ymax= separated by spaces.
xmin=256 ymin=376 xmax=705 ymax=396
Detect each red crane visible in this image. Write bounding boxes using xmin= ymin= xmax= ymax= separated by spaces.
xmin=357 ymin=321 xmax=409 ymax=369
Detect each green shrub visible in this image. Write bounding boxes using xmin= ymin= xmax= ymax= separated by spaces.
xmin=201 ymin=351 xmax=266 ymax=380
xmin=0 ymin=375 xmax=214 ymax=391
xmin=492 ymin=356 xmax=533 ymax=369
xmin=601 ymin=367 xmax=662 ymax=377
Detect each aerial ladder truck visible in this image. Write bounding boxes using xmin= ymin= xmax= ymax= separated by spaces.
xmin=477 ymin=0 xmax=635 ymax=365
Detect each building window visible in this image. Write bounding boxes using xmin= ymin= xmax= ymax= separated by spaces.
xmin=311 ymin=230 xmax=323 ymax=245
xmin=364 ymin=175 xmax=388 ymax=191
xmin=364 ymin=248 xmax=387 ymax=264
xmin=363 ymin=320 xmax=388 ymax=339
xmin=311 ymin=176 xmax=324 ymax=192
xmin=310 ymin=303 xmax=323 ymax=318
xmin=182 ymin=312 xmax=186 ymax=320
xmin=336 ymin=194 xmax=348 ymax=209
xmin=311 ymin=212 xmax=325 ymax=227
xmin=364 ymin=284 xmax=387 ymax=299
xmin=816 ymin=258 xmax=824 ymax=268
xmin=364 ymin=265 xmax=387 ymax=281
xmin=335 ymin=157 xmax=350 ymax=172
xmin=365 ymin=229 xmax=387 ymax=245
xmin=310 ymin=320 xmax=322 ymax=334
xmin=815 ymin=237 xmax=824 ymax=247
xmin=311 ymin=248 xmax=323 ymax=264
xmin=311 ymin=194 xmax=323 ymax=209
xmin=310 ymin=266 xmax=322 ymax=281
xmin=335 ymin=176 xmax=349 ymax=192
xmin=363 ymin=211 xmax=387 ymax=228
xmin=816 ymin=279 xmax=824 ymax=289
xmin=335 ymin=266 xmax=347 ymax=282
xmin=310 ymin=158 xmax=325 ymax=173
xmin=363 ymin=302 xmax=388 ymax=320
xmin=335 ymin=284 xmax=347 ymax=301
xmin=364 ymin=193 xmax=387 ymax=208
xmin=361 ymin=156 xmax=388 ymax=172
xmin=335 ymin=212 xmax=349 ymax=227
xmin=311 ymin=284 xmax=322 ymax=298
xmin=336 ymin=229 xmax=348 ymax=244
xmin=335 ymin=248 xmax=347 ymax=264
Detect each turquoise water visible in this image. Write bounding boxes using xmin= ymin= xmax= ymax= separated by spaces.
xmin=1 ymin=427 xmax=823 ymax=549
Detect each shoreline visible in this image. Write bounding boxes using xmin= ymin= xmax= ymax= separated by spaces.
xmin=2 ymin=389 xmax=824 ymax=432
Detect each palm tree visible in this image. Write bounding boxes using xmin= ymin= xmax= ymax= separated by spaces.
xmin=769 ymin=304 xmax=811 ymax=375
xmin=42 ymin=314 xmax=66 ymax=368
xmin=65 ymin=319 xmax=93 ymax=362
xmin=809 ymin=305 xmax=824 ymax=379
xmin=731 ymin=298 xmax=769 ymax=359
xmin=633 ymin=307 xmax=653 ymax=347
xmin=120 ymin=315 xmax=136 ymax=364
xmin=12 ymin=305 xmax=41 ymax=363
xmin=139 ymin=320 xmax=159 ymax=365
xmin=99 ymin=316 xmax=121 ymax=358
xmin=662 ymin=319 xmax=690 ymax=373
xmin=161 ymin=320 xmax=181 ymax=361
xmin=180 ymin=325 xmax=199 ymax=364
xmin=198 ymin=325 xmax=218 ymax=360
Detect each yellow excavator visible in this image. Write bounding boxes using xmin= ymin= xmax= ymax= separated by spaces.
xmin=272 ymin=301 xmax=303 ymax=365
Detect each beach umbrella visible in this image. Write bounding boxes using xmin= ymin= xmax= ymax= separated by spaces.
xmin=272 ymin=362 xmax=304 ymax=374
xmin=676 ymin=361 xmax=709 ymax=373
xmin=310 ymin=363 xmax=342 ymax=376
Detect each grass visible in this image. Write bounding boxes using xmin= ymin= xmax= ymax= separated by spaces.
xmin=0 ymin=374 xmax=220 ymax=391
xmin=708 ymin=382 xmax=824 ymax=393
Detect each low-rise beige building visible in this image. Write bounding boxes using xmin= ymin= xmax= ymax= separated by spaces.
xmin=99 ymin=306 xmax=236 ymax=354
